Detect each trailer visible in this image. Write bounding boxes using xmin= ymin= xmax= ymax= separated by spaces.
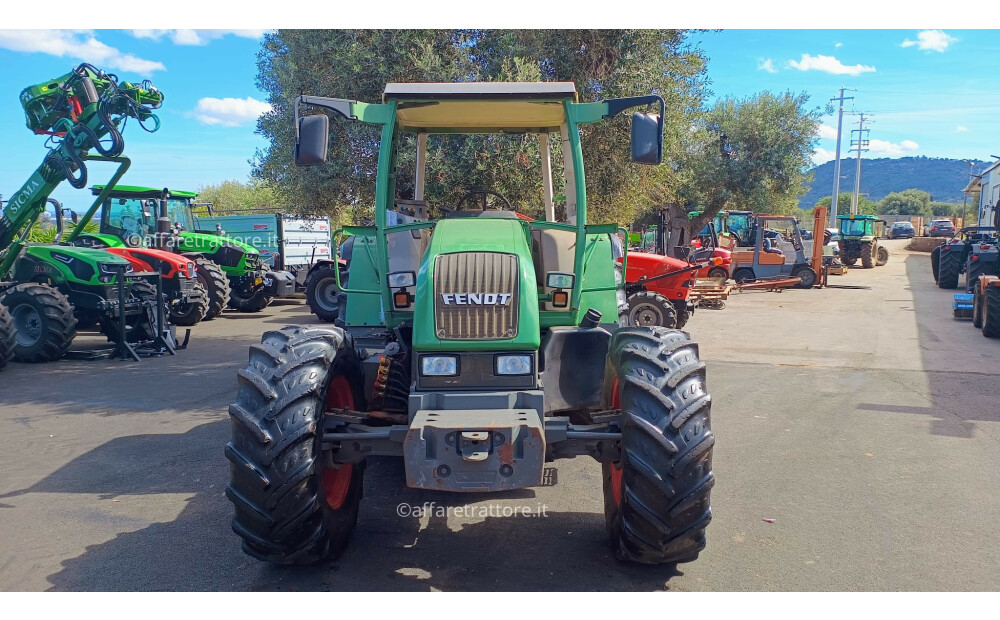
xmin=195 ymin=211 xmax=332 ymax=291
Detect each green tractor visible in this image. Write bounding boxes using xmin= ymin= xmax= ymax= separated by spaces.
xmin=0 ymin=64 xmax=167 ymax=362
xmin=226 ymin=83 xmax=715 ymax=565
xmin=837 ymin=214 xmax=889 ymax=268
xmin=69 ymin=185 xmax=295 ymax=318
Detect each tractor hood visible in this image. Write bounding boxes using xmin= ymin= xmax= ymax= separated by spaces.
xmin=411 ymin=218 xmax=540 ymax=351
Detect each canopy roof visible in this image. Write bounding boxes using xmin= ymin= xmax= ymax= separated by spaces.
xmin=91 ymin=185 xmax=198 ymax=199
xmin=383 ymin=82 xmax=578 ymax=132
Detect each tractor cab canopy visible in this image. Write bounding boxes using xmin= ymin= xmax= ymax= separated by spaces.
xmin=837 ymin=214 xmax=878 ymax=238
xmin=383 ymin=82 xmax=578 ymax=133
xmin=90 ymin=184 xmax=199 ymax=233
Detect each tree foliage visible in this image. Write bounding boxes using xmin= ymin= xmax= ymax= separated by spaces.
xmin=253 ymin=29 xmax=707 ymax=224
xmin=815 ymin=192 xmax=877 ymax=216
xmin=196 ymin=179 xmax=288 ymax=214
xmin=678 ymin=92 xmax=822 ymax=237
xmin=879 ymin=189 xmax=932 ymax=217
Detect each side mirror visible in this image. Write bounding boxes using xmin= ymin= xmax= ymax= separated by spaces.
xmin=631 ymin=112 xmax=662 ymax=165
xmin=295 ymin=115 xmax=329 ymax=166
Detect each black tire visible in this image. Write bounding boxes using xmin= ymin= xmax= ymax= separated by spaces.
xmin=860 ymin=241 xmax=874 ymax=268
xmin=0 ymin=283 xmax=77 ymax=363
xmin=0 ymin=302 xmax=13 ymax=370
xmin=170 ymin=282 xmax=208 ymax=326
xmin=965 ymin=259 xmax=985 ymax=293
xmin=707 ymin=266 xmax=728 ymax=280
xmin=226 ymin=326 xmax=366 ymax=564
xmin=99 ymin=280 xmax=158 ymax=343
xmin=876 ymin=245 xmax=889 ymax=267
xmin=193 ymin=257 xmax=231 ymax=320
xmin=732 ymin=267 xmax=755 ymax=284
xmin=792 ymin=266 xmax=817 ymax=289
xmin=937 ymin=250 xmax=961 ymax=290
xmin=931 ymin=245 xmax=941 ymax=283
xmin=983 ymin=286 xmax=1000 ymax=338
xmin=228 ymin=266 xmax=272 ymax=313
xmin=602 ymin=327 xmax=714 ymax=564
xmin=306 ymin=263 xmax=346 ymax=323
xmin=842 ymin=257 xmax=857 ymax=267
xmin=972 ymin=280 xmax=984 ymax=329
xmin=625 ymin=291 xmax=678 ymax=328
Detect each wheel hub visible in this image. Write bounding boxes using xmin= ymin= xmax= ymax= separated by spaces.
xmin=315 ymin=278 xmax=339 ymax=311
xmin=12 ymin=305 xmax=42 ymax=347
xmin=629 ymin=303 xmax=663 ymax=327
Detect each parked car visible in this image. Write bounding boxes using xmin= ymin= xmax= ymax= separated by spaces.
xmin=924 ymin=219 xmax=956 ymax=237
xmin=887 ymin=221 xmax=916 ymax=239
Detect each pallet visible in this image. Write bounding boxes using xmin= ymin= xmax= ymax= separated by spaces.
xmin=690 ymin=278 xmax=732 ymax=309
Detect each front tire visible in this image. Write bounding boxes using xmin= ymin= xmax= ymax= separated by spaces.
xmin=1 ymin=283 xmax=77 ymax=363
xmin=602 ymin=327 xmax=714 ymax=564
xmin=972 ymin=280 xmax=984 ymax=328
xmin=170 ymin=282 xmax=208 ymax=327
xmin=0 ymin=302 xmax=14 ymax=370
xmin=228 ymin=266 xmax=272 ymax=313
xmin=707 ymin=266 xmax=728 ymax=280
xmin=792 ymin=266 xmax=817 ymax=289
xmin=225 ymin=326 xmax=365 ymax=564
xmin=732 ymin=267 xmax=755 ymax=284
xmin=625 ymin=291 xmax=678 ymax=328
xmin=876 ymin=245 xmax=889 ymax=266
xmin=931 ymin=245 xmax=941 ymax=283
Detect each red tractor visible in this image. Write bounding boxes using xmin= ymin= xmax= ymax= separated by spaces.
xmin=618 ymin=251 xmax=720 ymax=329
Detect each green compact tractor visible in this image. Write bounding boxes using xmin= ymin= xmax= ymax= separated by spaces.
xmin=0 ymin=63 xmax=169 ymax=362
xmin=837 ymin=214 xmax=888 ymax=268
xmin=226 ymin=83 xmax=715 ymax=565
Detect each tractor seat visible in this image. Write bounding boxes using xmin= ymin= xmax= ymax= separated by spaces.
xmin=445 ymin=209 xmax=519 ymax=219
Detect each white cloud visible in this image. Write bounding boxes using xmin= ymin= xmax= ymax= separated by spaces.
xmin=0 ymin=29 xmax=164 ymax=73
xmin=129 ymin=29 xmax=269 ymax=46
xmin=835 ymin=42 xmax=843 ymax=48
xmin=757 ymin=58 xmax=776 ymax=73
xmin=867 ymin=138 xmax=920 ymax=157
xmin=788 ymin=53 xmax=875 ymax=76
xmin=812 ymin=148 xmax=836 ymax=165
xmin=957 ymin=125 xmax=969 ymax=132
xmin=816 ymin=123 xmax=838 ymax=140
xmin=193 ymin=97 xmax=272 ymax=126
xmin=901 ymin=30 xmax=957 ymax=53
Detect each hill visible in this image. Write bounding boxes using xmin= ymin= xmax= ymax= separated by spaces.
xmin=799 ymin=157 xmax=990 ymax=207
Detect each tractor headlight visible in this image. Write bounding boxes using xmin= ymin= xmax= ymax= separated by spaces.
xmin=387 ymin=271 xmax=416 ymax=288
xmin=186 ymin=262 xmax=196 ymax=278
xmin=546 ymin=272 xmax=575 ymax=289
xmin=420 ymin=355 xmax=458 ymax=376
xmin=495 ymin=354 xmax=532 ymax=376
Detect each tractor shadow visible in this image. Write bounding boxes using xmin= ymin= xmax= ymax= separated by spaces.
xmin=30 ymin=422 xmax=682 ymax=591
xmin=853 ymin=252 xmax=1000 ymax=438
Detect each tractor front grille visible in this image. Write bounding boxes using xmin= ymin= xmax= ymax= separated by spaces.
xmin=433 ymin=252 xmax=518 ymax=340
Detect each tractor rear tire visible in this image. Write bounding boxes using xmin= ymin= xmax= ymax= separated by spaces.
xmin=226 ymin=326 xmax=366 ymax=564
xmin=931 ymin=245 xmax=941 ymax=283
xmin=1 ymin=283 xmax=77 ymax=363
xmin=602 ymin=327 xmax=714 ymax=564
xmin=937 ymin=250 xmax=961 ymax=290
xmin=170 ymin=282 xmax=209 ymax=326
xmin=982 ymin=286 xmax=1000 ymax=338
xmin=965 ymin=260 xmax=985 ymax=293
xmin=972 ymin=280 xmax=984 ymax=329
xmin=305 ymin=264 xmax=346 ymax=323
xmin=792 ymin=266 xmax=817 ymax=289
xmin=625 ymin=291 xmax=678 ymax=328
xmin=876 ymin=245 xmax=889 ymax=266
xmin=860 ymin=241 xmax=874 ymax=268
xmin=732 ymin=267 xmax=755 ymax=284
xmin=0 ymin=302 xmax=14 ymax=370
xmin=842 ymin=257 xmax=857 ymax=267
xmin=193 ymin=257 xmax=230 ymax=320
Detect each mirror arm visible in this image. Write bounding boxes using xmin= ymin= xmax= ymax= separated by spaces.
xmin=294 ymin=95 xmax=357 ymax=141
xmin=603 ymin=95 xmax=665 ymax=121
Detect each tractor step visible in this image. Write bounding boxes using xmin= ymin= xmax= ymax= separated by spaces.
xmin=953 ymin=293 xmax=974 ymax=319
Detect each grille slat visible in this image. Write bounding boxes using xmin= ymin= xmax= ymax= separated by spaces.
xmin=434 ymin=252 xmax=518 ymax=340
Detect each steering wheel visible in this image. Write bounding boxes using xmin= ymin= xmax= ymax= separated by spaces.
xmin=455 ymin=189 xmax=514 ymax=211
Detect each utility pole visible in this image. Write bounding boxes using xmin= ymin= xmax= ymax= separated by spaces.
xmin=849 ymin=113 xmax=870 ymax=216
xmin=829 ymin=87 xmax=854 ymax=229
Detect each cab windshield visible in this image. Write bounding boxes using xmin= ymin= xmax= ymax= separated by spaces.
xmin=839 ymin=219 xmax=869 ymax=236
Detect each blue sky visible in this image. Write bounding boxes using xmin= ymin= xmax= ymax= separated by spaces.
xmin=1 ymin=27 xmax=997 ymax=213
